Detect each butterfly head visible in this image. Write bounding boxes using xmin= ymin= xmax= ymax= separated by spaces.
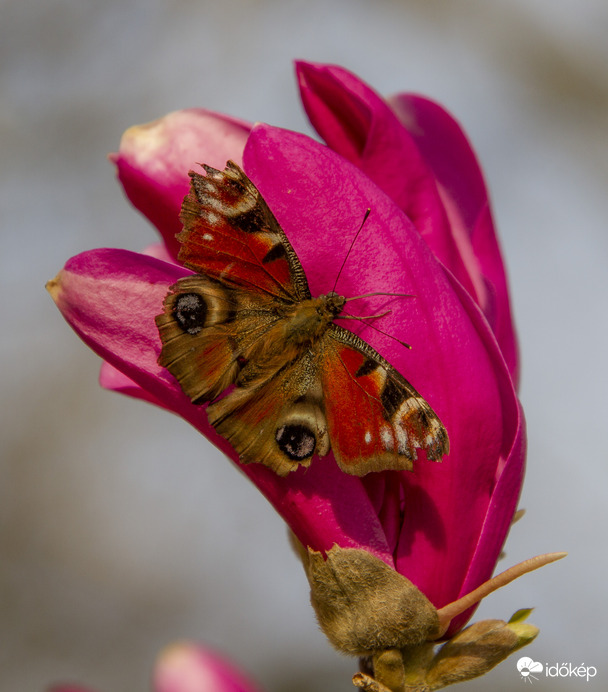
xmin=320 ymin=291 xmax=346 ymax=318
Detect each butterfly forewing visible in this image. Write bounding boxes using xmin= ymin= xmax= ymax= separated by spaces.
xmin=178 ymin=161 xmax=310 ymax=302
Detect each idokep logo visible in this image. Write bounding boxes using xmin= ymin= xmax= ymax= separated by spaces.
xmin=517 ymin=657 xmax=543 ymax=683
xmin=545 ymin=662 xmax=597 ymax=682
xmin=516 ymin=656 xmax=598 ymax=683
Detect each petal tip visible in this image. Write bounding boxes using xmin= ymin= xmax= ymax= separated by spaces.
xmin=45 ymin=274 xmax=62 ymax=302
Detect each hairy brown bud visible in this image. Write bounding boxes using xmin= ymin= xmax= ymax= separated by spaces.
xmin=304 ymin=546 xmax=439 ymax=655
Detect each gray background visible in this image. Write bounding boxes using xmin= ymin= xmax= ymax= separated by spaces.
xmin=2 ymin=0 xmax=607 ymax=690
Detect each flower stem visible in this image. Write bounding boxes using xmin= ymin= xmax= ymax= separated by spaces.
xmin=435 ymin=552 xmax=567 ymax=637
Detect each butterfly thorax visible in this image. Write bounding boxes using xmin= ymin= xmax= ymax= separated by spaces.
xmin=229 ymin=293 xmax=345 ymax=392
xmin=240 ymin=293 xmax=344 ymax=371
xmin=281 ymin=293 xmax=346 ymax=346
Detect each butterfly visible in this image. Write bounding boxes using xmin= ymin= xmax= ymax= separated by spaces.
xmin=156 ymin=161 xmax=449 ymax=477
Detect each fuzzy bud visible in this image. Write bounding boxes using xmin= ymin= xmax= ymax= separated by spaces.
xmin=304 ymin=546 xmax=439 ymax=655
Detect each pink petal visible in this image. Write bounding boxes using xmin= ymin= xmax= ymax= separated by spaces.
xmin=48 ymin=249 xmax=391 ymax=565
xmin=153 ymin=642 xmax=261 ymax=692
xmin=388 ymin=95 xmax=488 ymax=247
xmin=243 ymin=124 xmax=522 ymax=607
xmin=389 ymin=94 xmax=519 ymax=383
xmin=469 ymin=204 xmax=519 ymax=385
xmin=295 ymin=61 xmax=478 ymax=301
xmin=97 ymin=241 xmax=180 ymax=405
xmin=99 ymin=361 xmax=170 ymax=410
xmin=112 ymin=109 xmax=250 ymax=258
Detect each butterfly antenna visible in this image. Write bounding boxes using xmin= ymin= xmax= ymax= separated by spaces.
xmin=332 ymin=208 xmax=371 ymax=294
xmin=345 ymin=291 xmax=415 ymax=302
xmin=336 ymin=311 xmax=412 ymax=349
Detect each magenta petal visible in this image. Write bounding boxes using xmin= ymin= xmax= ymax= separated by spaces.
xmin=446 ymin=406 xmax=526 ymax=635
xmin=389 ymin=95 xmax=488 ymax=241
xmin=394 ymin=270 xmax=523 ymax=613
xmin=112 ymin=109 xmax=251 ymax=258
xmin=154 ymin=642 xmax=262 ymax=692
xmin=243 ymin=122 xmax=498 ymax=405
xmin=99 ymin=361 xmax=171 ymax=410
xmin=388 ymin=93 xmax=485 ymax=312
xmin=389 ymin=94 xmax=519 ymax=383
xmin=48 ymin=249 xmax=191 ymax=407
xmin=470 ymin=204 xmax=519 ymax=385
xmin=296 ymin=61 xmax=478 ymax=301
xmin=48 ymin=249 xmax=391 ymax=564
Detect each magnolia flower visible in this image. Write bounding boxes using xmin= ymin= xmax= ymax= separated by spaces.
xmin=49 ymin=642 xmax=261 ymax=692
xmin=48 ymin=62 xmax=562 ymax=689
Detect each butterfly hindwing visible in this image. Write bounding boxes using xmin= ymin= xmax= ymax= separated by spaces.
xmin=206 ymin=350 xmax=331 ymax=476
xmin=320 ymin=325 xmax=449 ymax=476
xmin=178 ymin=161 xmax=310 ymax=302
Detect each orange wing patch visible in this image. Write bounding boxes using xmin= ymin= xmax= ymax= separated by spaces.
xmin=321 ymin=327 xmax=449 ymax=475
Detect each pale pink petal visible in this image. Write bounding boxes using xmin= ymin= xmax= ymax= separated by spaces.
xmin=97 ymin=242 xmax=179 ymax=401
xmin=154 ymin=642 xmax=261 ymax=692
xmin=142 ymin=241 xmax=178 ymax=264
xmin=112 ymin=109 xmax=250 ymax=258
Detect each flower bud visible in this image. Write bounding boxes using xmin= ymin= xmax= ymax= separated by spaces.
xmin=304 ymin=546 xmax=439 ymax=655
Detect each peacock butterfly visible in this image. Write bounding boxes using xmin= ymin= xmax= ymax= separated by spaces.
xmin=156 ymin=161 xmax=449 ymax=476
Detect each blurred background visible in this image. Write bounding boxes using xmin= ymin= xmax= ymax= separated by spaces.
xmin=2 ymin=0 xmax=607 ymax=690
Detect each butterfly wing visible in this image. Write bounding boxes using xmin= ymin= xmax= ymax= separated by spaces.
xmin=157 ymin=160 xmax=312 ymax=406
xmin=156 ymin=274 xmax=286 ymax=403
xmin=158 ymin=275 xmax=330 ymax=476
xmin=206 ymin=349 xmax=331 ymax=476
xmin=320 ymin=324 xmax=449 ymax=476
xmin=199 ymin=321 xmax=449 ymax=477
xmin=178 ymin=160 xmax=310 ymax=302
